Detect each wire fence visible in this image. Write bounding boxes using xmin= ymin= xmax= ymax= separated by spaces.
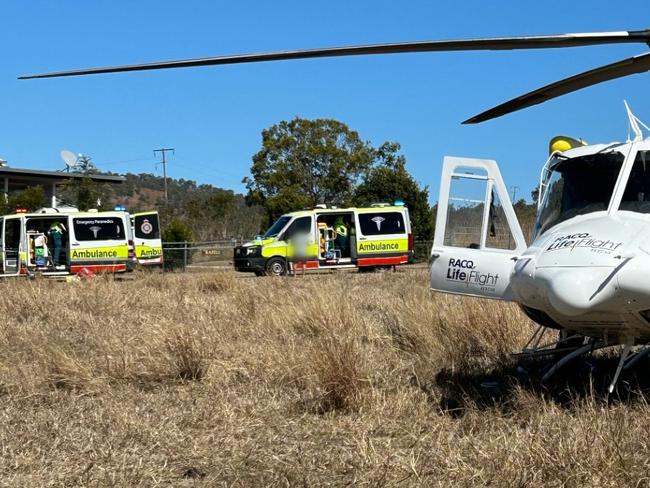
xmin=161 ymin=239 xmax=436 ymax=271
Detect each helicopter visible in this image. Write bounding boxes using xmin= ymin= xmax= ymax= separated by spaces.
xmin=18 ymin=28 xmax=650 ymax=390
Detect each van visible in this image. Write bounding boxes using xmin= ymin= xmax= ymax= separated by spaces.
xmin=0 ymin=208 xmax=134 ymax=277
xmin=129 ymin=211 xmax=163 ymax=266
xmin=234 ymin=204 xmax=413 ymax=276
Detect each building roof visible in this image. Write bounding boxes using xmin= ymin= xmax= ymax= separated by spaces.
xmin=0 ymin=167 xmax=125 ymax=184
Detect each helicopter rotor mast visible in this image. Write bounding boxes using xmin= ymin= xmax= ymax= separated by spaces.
xmin=17 ymin=29 xmax=650 ymax=123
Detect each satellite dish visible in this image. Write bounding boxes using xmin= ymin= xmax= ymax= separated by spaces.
xmin=60 ymin=150 xmax=78 ymax=172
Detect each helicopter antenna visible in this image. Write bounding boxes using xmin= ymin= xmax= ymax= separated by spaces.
xmin=624 ymin=100 xmax=650 ymax=142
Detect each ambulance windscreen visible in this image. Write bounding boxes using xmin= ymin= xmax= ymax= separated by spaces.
xmin=535 ymin=151 xmax=624 ymax=235
xmin=262 ymin=216 xmax=291 ymax=239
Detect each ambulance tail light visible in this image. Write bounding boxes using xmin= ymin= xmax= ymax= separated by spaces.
xmin=408 ymin=233 xmax=414 ymax=251
xmin=128 ymin=239 xmax=136 ymax=260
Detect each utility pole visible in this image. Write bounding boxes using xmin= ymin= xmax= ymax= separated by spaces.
xmin=154 ymin=148 xmax=174 ymax=204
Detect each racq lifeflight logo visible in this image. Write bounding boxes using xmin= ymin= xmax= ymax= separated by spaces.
xmin=446 ymin=258 xmax=499 ymax=288
xmin=546 ymin=232 xmax=623 ymax=254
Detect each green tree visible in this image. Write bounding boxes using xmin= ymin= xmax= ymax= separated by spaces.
xmin=0 ymin=186 xmax=47 ymax=214
xmin=58 ymin=175 xmax=113 ymax=211
xmin=162 ymin=218 xmax=194 ymax=271
xmin=352 ymin=142 xmax=432 ymax=239
xmin=244 ymin=117 xmax=386 ymax=226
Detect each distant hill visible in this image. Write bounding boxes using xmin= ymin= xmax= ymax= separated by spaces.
xmin=107 ymin=172 xmax=264 ymax=241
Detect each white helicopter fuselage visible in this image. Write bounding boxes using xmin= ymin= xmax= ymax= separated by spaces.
xmin=513 ymin=210 xmax=650 ymax=343
xmin=430 ymin=130 xmax=650 ymax=346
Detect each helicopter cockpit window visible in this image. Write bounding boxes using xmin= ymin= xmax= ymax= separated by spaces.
xmin=620 ymin=151 xmax=650 ymax=214
xmin=535 ymin=152 xmax=624 ymax=235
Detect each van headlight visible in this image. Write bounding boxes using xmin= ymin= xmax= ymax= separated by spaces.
xmin=246 ymin=246 xmax=261 ymax=256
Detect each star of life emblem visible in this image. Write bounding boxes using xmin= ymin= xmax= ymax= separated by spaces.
xmin=371 ymin=216 xmax=385 ymax=231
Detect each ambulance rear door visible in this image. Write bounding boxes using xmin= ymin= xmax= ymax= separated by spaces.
xmin=132 ymin=211 xmax=163 ymax=265
xmin=69 ymin=213 xmax=129 ymax=270
xmin=1 ymin=216 xmax=22 ymax=275
xmin=430 ymin=156 xmax=526 ymax=300
xmin=355 ymin=207 xmax=410 ymax=267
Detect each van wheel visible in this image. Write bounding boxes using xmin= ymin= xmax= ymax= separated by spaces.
xmin=266 ymin=257 xmax=287 ymax=276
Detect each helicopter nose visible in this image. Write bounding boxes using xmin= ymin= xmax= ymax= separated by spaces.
xmin=546 ymin=268 xmax=615 ymax=317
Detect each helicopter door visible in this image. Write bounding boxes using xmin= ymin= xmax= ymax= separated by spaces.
xmin=430 ymin=156 xmax=526 ymax=300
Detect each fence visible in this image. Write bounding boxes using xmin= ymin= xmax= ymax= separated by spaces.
xmin=161 ymin=239 xmax=436 ymax=271
xmin=162 ymin=239 xmax=247 ymax=271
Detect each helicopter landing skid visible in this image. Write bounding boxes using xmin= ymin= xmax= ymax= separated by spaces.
xmin=514 ymin=327 xmax=649 ymax=393
xmin=511 ymin=325 xmax=590 ymax=359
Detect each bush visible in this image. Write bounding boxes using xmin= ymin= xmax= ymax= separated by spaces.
xmin=162 ymin=218 xmax=194 ymax=271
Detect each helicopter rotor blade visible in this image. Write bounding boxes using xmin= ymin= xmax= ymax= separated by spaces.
xmin=463 ymin=51 xmax=650 ymax=124
xmin=18 ymin=29 xmax=650 ymax=79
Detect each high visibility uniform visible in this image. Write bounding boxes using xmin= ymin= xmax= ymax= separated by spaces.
xmin=334 ymin=217 xmax=348 ymax=256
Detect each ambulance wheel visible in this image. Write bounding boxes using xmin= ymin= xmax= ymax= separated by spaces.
xmin=266 ymin=257 xmax=287 ymax=276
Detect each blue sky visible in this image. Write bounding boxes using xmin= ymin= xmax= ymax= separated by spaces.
xmin=2 ymin=1 xmax=650 ymax=202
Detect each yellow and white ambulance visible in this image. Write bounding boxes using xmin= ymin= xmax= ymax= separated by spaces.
xmin=234 ymin=203 xmax=413 ymax=276
xmin=0 ymin=207 xmax=135 ymax=277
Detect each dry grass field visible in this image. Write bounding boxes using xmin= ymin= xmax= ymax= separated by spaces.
xmin=1 ymin=269 xmax=650 ymax=486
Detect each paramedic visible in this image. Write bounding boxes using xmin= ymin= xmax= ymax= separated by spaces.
xmin=49 ymin=221 xmax=66 ymax=266
xmin=334 ymin=216 xmax=348 ymax=256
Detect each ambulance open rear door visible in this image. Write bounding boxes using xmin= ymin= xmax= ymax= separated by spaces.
xmin=132 ymin=212 xmax=163 ymax=265
xmin=430 ymin=156 xmax=526 ymax=300
xmin=1 ymin=216 xmax=22 ymax=276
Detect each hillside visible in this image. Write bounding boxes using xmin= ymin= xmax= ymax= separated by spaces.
xmin=107 ymin=173 xmax=264 ymax=241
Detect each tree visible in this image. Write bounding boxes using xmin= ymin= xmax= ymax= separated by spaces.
xmin=244 ymin=117 xmax=385 ymax=225
xmin=0 ymin=186 xmax=47 ymax=214
xmin=162 ymin=218 xmax=194 ymax=271
xmin=352 ymin=142 xmax=433 ymax=239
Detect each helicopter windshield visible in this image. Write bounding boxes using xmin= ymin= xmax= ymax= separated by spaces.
xmin=262 ymin=215 xmax=291 ymax=239
xmin=535 ymin=151 xmax=624 ymax=235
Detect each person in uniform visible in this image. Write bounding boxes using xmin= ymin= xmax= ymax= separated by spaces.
xmin=334 ymin=216 xmax=348 ymax=256
xmin=48 ymin=221 xmax=66 ymax=267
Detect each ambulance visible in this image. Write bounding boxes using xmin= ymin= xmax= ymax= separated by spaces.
xmin=234 ymin=203 xmax=413 ymax=276
xmin=128 ymin=211 xmax=163 ymax=266
xmin=0 ymin=207 xmax=136 ymax=277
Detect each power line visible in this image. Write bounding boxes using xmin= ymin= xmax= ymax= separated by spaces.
xmin=154 ymin=148 xmax=174 ymax=204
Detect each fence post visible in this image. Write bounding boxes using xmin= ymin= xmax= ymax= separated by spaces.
xmin=183 ymin=241 xmax=188 ymax=270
